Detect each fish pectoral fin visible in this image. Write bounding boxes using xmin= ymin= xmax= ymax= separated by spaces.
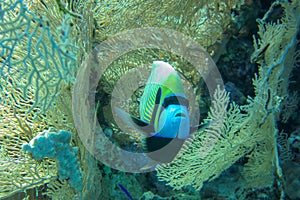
xmin=190 ymin=121 xmax=211 ymax=133
xmin=113 ymin=106 xmax=155 ymax=135
xmin=130 ymin=115 xmax=155 ymax=134
xmin=130 ymin=116 xmax=148 ymax=127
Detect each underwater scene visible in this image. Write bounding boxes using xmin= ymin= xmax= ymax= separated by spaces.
xmin=0 ymin=0 xmax=300 ymax=199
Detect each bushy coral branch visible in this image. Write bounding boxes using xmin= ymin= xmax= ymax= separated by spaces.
xmin=0 ymin=0 xmax=77 ymax=113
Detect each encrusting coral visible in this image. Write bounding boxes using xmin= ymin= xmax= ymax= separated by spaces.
xmin=22 ymin=129 xmax=83 ymax=192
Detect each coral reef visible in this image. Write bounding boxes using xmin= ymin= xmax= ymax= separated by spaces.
xmin=1 ymin=0 xmax=299 ymax=199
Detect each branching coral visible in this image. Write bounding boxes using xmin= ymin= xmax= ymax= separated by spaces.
xmin=0 ymin=72 xmax=57 ymax=198
xmin=156 ymin=0 xmax=300 ymax=196
xmin=156 ymin=86 xmax=251 ymax=190
xmin=0 ymin=0 xmax=77 ymax=113
xmin=93 ymin=0 xmax=245 ymax=57
xmin=0 ymin=0 xmax=101 ymax=199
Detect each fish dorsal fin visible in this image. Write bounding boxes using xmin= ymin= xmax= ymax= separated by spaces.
xmin=149 ymin=87 xmax=161 ymax=125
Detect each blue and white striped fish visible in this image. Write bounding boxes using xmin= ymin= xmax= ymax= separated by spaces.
xmin=115 ymin=61 xmax=204 ymax=164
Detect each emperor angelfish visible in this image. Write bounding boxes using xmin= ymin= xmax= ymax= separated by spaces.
xmin=115 ymin=61 xmax=199 ymax=164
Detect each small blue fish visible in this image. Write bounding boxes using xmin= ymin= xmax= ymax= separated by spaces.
xmin=115 ymin=61 xmax=204 ymax=164
xmin=118 ymin=184 xmax=133 ymax=200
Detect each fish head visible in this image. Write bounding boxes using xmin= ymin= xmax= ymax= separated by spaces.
xmin=155 ymin=104 xmax=190 ymax=139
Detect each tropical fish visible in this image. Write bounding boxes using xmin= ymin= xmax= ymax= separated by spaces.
xmin=114 ymin=61 xmax=203 ymax=165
